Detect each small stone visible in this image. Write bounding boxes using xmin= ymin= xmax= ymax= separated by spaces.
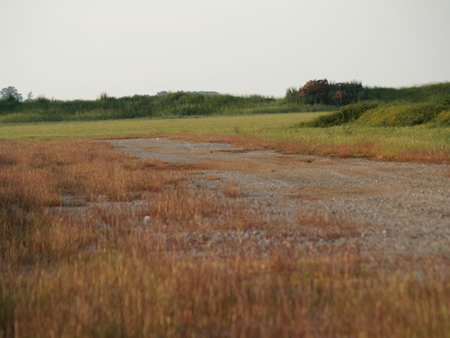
xmin=143 ymin=216 xmax=151 ymax=224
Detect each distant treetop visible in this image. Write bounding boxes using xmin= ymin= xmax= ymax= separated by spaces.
xmin=0 ymin=86 xmax=23 ymax=102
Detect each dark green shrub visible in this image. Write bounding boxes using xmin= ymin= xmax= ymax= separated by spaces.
xmin=0 ymin=96 xmax=21 ymax=114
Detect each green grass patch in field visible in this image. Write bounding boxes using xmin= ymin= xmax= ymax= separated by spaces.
xmin=0 ymin=113 xmax=324 ymax=140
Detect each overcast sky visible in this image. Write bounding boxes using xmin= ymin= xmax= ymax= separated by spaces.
xmin=1 ymin=0 xmax=449 ymax=100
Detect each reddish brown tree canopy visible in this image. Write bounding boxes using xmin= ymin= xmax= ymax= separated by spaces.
xmin=299 ymin=79 xmax=329 ymax=104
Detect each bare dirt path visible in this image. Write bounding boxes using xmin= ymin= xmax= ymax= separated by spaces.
xmin=102 ymin=137 xmax=450 ymax=266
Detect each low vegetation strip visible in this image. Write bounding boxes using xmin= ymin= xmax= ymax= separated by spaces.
xmin=0 ymin=91 xmax=328 ymax=124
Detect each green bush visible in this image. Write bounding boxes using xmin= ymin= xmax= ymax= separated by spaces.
xmin=0 ymin=96 xmax=21 ymax=113
xmin=358 ymin=103 xmax=445 ymax=126
xmin=299 ymin=102 xmax=380 ymax=127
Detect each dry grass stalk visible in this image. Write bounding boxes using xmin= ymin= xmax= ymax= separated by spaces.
xmin=223 ymin=181 xmax=244 ymax=198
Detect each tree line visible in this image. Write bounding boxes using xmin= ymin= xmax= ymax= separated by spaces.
xmin=1 ymin=81 xmax=448 ymax=123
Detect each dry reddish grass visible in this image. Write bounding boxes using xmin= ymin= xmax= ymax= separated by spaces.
xmin=223 ymin=181 xmax=244 ymax=198
xmin=395 ymin=148 xmax=450 ymax=164
xmin=297 ymin=210 xmax=364 ymax=241
xmin=163 ymin=133 xmax=450 ymax=164
xmin=0 ymin=139 xmax=448 ymax=337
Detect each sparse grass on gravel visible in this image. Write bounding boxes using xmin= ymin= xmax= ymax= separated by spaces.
xmin=1 ymin=139 xmax=448 ymax=337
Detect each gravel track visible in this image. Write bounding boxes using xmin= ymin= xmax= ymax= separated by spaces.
xmin=102 ymin=137 xmax=450 ymax=267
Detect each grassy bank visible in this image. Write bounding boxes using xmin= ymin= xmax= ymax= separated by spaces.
xmin=299 ymin=102 xmax=449 ymax=128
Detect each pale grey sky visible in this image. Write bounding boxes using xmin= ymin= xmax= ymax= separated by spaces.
xmin=1 ymin=0 xmax=449 ymax=100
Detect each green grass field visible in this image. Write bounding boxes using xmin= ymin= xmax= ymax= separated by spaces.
xmin=0 ymin=113 xmax=319 ymax=139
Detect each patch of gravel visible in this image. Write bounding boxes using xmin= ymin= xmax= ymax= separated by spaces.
xmin=99 ymin=138 xmax=449 ymax=267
